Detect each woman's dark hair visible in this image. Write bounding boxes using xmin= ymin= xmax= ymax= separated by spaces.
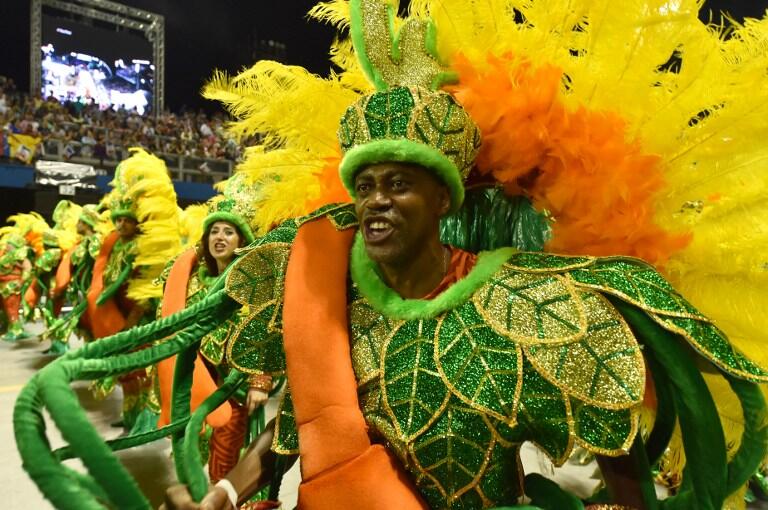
xmin=200 ymin=221 xmax=244 ymax=276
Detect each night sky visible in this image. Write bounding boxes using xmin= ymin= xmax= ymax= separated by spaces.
xmin=1 ymin=0 xmax=766 ymax=112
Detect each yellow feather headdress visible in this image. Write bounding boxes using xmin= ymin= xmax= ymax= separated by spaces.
xmin=109 ymin=148 xmax=181 ymax=303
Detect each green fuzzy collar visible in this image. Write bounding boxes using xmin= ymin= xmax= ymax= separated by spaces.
xmin=350 ymin=233 xmax=516 ymax=320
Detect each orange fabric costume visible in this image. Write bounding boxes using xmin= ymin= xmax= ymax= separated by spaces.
xmin=86 ymin=232 xmax=128 ymax=338
xmin=156 ymin=247 xmax=232 ymax=428
xmin=281 ymin=219 xmax=476 ymax=509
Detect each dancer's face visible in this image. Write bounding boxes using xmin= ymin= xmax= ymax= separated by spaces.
xmin=354 ymin=162 xmax=450 ymax=266
xmin=207 ymin=221 xmax=241 ymax=268
xmin=114 ymin=216 xmax=138 ymax=240
xmin=76 ymin=220 xmax=93 ymax=236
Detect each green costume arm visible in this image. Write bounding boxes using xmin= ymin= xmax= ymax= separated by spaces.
xmin=95 ymin=255 xmax=134 ymax=306
xmin=14 ymin=272 xmax=240 ymax=509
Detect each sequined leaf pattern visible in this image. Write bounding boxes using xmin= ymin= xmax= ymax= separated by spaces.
xmin=571 ymin=400 xmax=637 ymax=455
xmin=339 ymin=104 xmax=369 ymax=151
xmin=650 ymin=314 xmax=768 ymax=382
xmin=409 ymin=399 xmax=510 ymax=508
xmin=525 ymin=291 xmax=644 ymax=410
xmin=435 ymin=302 xmax=522 ymax=423
xmin=381 ymin=319 xmax=450 ymax=442
xmin=506 ymin=252 xmax=595 ymax=272
xmin=199 ymin=312 xmax=240 ymax=366
xmin=227 ymin=302 xmax=285 ymax=375
xmin=473 ymin=267 xmax=587 ymax=345
xmin=226 ymin=243 xmax=290 ymax=308
xmin=492 ymin=359 xmax=573 ymax=465
xmin=570 ymin=258 xmax=704 ymax=318
xmin=272 ymin=390 xmax=298 ymax=454
xmin=296 ymin=203 xmax=358 ymax=231
xmin=410 ymin=89 xmax=481 ymax=175
xmin=350 ymin=298 xmax=402 ymax=386
xmin=365 ymin=87 xmax=415 ymax=139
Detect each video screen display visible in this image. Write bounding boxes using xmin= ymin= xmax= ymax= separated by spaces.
xmin=41 ymin=14 xmax=154 ymax=115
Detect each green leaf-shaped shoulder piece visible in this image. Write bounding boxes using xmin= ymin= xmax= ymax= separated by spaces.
xmin=381 ymin=319 xmax=450 ymax=442
xmin=226 ymin=301 xmax=285 ymax=375
xmin=226 ymin=242 xmax=290 ymax=309
xmin=650 ymin=314 xmax=768 ymax=382
xmin=524 ymin=291 xmax=645 ymax=410
xmin=295 ymin=203 xmax=358 ymax=231
xmin=569 ymin=257 xmax=704 ymax=319
xmin=272 ymin=390 xmax=298 ymax=455
xmin=435 ymin=302 xmax=522 ymax=424
xmin=506 ymin=252 xmax=595 ymax=272
xmin=570 ymin=257 xmax=768 ymax=382
xmin=472 ymin=265 xmax=588 ymax=345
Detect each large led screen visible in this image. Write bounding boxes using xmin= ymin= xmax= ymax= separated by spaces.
xmin=41 ymin=14 xmax=154 ymax=115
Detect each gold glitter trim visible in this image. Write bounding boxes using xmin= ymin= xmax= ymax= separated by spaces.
xmin=355 ymin=0 xmax=449 ymax=90
xmin=380 ymin=320 xmax=452 ymax=443
xmin=522 ymin=291 xmax=645 ymax=411
xmin=647 ymin=312 xmax=768 ymax=383
xmin=473 ymin=270 xmax=588 ymax=346
xmin=434 ymin=311 xmax=524 ymax=426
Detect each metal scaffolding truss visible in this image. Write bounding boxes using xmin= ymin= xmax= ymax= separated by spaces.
xmin=30 ymin=0 xmax=165 ymax=115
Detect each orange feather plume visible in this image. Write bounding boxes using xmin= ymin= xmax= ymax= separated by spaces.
xmin=449 ymin=54 xmax=690 ymax=265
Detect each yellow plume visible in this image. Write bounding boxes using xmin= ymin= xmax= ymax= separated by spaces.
xmin=204 ymin=61 xmax=360 ymax=233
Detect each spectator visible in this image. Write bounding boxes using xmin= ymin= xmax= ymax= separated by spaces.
xmin=0 ymin=75 xmax=245 ymax=167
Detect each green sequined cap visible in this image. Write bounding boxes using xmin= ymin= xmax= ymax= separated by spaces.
xmin=337 ymin=0 xmax=481 ymax=211
xmin=204 ymin=173 xmax=261 ymax=244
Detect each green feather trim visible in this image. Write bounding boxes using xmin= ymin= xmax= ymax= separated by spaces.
xmin=203 ymin=212 xmax=256 ymax=244
xmin=339 ymin=138 xmax=465 ymax=211
xmin=350 ymin=232 xmax=516 ymax=320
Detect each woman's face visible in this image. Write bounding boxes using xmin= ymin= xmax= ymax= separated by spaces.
xmin=207 ymin=221 xmax=241 ymax=267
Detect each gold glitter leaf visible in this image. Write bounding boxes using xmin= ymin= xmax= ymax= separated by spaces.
xmin=225 ymin=242 xmax=290 ymax=307
xmin=524 ymin=291 xmax=645 ymax=410
xmin=473 ymin=268 xmax=587 ymax=345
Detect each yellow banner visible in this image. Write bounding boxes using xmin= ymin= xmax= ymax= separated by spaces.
xmin=8 ymin=134 xmax=42 ymax=164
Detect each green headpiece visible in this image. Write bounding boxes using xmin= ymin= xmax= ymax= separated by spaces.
xmin=337 ymin=0 xmax=481 ymax=211
xmin=203 ymin=173 xmax=259 ymax=245
xmin=108 ymin=162 xmax=137 ymax=221
xmin=52 ymin=200 xmax=77 ymax=229
xmin=78 ymin=204 xmax=101 ymax=229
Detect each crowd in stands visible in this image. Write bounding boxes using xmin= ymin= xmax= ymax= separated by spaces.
xmin=0 ymin=75 xmax=242 ymax=165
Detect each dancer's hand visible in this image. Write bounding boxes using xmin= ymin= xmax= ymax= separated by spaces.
xmin=246 ymin=388 xmax=269 ymax=415
xmin=160 ymin=484 xmax=232 ymax=510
